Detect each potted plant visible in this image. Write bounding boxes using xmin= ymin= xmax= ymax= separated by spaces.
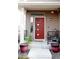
xmin=24 ymin=35 xmax=32 ymax=44
xmin=20 ymin=35 xmax=32 ymax=53
xmin=18 ymin=56 xmax=29 ymax=59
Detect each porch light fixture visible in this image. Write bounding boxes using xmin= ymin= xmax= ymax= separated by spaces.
xmin=51 ymin=11 xmax=54 ymax=14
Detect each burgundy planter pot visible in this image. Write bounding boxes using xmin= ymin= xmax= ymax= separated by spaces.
xmin=51 ymin=46 xmax=60 ymax=53
xmin=51 ymin=43 xmax=60 ymax=53
xmin=20 ymin=43 xmax=28 ymax=53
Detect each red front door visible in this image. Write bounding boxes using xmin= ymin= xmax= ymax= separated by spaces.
xmin=35 ymin=18 xmax=44 ymax=39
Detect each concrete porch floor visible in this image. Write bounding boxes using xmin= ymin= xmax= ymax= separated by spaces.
xmin=18 ymin=41 xmax=60 ymax=59
xmin=51 ymin=51 xmax=60 ymax=59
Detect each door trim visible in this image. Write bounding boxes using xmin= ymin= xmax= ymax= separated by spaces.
xmin=33 ymin=16 xmax=46 ymax=41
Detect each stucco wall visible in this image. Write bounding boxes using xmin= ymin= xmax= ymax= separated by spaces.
xmin=26 ymin=11 xmax=60 ymax=36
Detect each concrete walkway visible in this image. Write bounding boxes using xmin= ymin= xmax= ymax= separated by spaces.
xmin=28 ymin=48 xmax=52 ymax=59
xmin=28 ymin=41 xmax=60 ymax=59
xmin=29 ymin=41 xmax=51 ymax=49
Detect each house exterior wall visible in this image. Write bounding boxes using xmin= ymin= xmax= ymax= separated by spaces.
xmin=26 ymin=11 xmax=60 ymax=37
xmin=45 ymin=12 xmax=59 ymax=32
xmin=18 ymin=0 xmax=60 ymax=42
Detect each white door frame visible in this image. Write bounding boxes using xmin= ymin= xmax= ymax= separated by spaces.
xmin=33 ymin=16 xmax=46 ymax=41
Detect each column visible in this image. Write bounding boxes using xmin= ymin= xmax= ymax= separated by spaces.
xmin=18 ymin=7 xmax=26 ymax=44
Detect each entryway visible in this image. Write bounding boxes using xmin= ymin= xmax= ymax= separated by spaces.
xmin=34 ymin=16 xmax=46 ymax=41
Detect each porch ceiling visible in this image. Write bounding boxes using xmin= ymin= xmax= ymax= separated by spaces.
xmin=18 ymin=2 xmax=60 ymax=10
